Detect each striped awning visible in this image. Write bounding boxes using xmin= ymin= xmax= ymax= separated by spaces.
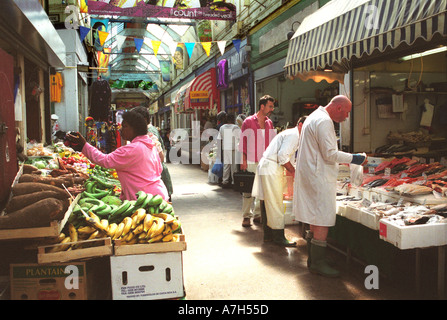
xmin=174 ymin=68 xmax=218 ymax=113
xmin=285 ymin=0 xmax=447 ymax=77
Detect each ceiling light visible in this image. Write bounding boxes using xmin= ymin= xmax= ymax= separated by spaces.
xmin=400 ymin=46 xmax=447 ymax=61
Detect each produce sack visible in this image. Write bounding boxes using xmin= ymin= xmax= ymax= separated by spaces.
xmin=211 ymin=159 xmax=223 ymax=178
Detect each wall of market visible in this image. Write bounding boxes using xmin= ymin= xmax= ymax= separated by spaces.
xmin=353 ymin=52 xmax=447 ymax=153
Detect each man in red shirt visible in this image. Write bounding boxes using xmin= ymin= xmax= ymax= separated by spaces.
xmin=239 ymin=95 xmax=276 ymax=227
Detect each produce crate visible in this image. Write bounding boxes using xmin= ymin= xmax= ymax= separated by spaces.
xmin=114 ymin=234 xmax=186 ymax=256
xmin=379 ymin=219 xmax=447 ymax=249
xmin=10 ymin=262 xmax=88 ymax=300
xmin=0 ymin=194 xmax=79 ymax=241
xmin=110 ymin=252 xmax=184 ymax=300
xmin=37 ymin=237 xmax=113 ymax=264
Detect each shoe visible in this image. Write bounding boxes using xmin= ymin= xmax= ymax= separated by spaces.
xmin=308 ymin=239 xmax=340 ymax=278
xmin=272 ymin=229 xmax=296 ymax=247
xmin=222 ymin=183 xmax=232 ymax=189
xmin=253 ymin=216 xmax=261 ymax=224
xmin=242 ymin=218 xmax=251 ymax=228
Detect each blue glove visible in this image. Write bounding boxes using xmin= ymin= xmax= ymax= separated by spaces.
xmin=351 ymin=154 xmax=366 ymax=165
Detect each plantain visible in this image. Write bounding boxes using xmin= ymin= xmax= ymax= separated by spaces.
xmin=113 ymin=222 xmax=125 ymax=240
xmin=162 ymin=233 xmax=174 ymax=242
xmin=143 ymin=213 xmax=154 ymax=232
xmin=49 ymin=236 xmax=71 ymax=253
xmin=153 ymin=212 xmax=175 ymax=224
xmin=78 ymin=225 xmax=97 ymax=235
xmin=100 ymin=219 xmax=109 ymax=230
xmin=87 ymin=230 xmax=100 ymax=240
xmin=133 ymin=223 xmax=145 ymax=235
xmin=106 ymin=223 xmax=118 ymax=238
xmin=163 ymin=224 xmax=172 ymax=236
xmin=141 ymin=193 xmax=153 ymax=209
xmin=149 ymin=217 xmax=165 ymax=238
xmin=135 ymin=191 xmax=148 ymax=207
xmin=121 ymin=217 xmax=133 ymax=237
xmin=170 ymin=219 xmax=181 ymax=233
xmin=148 ymin=233 xmax=164 ymax=243
xmin=133 ymin=208 xmax=147 ymax=224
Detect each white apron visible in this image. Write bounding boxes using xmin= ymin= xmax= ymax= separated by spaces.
xmin=293 ymin=107 xmax=352 ymax=227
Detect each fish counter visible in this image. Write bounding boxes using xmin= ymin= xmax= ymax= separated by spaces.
xmin=334 ymin=157 xmax=447 ymax=298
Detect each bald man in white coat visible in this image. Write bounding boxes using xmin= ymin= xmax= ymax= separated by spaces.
xmin=293 ymin=95 xmax=367 ymax=277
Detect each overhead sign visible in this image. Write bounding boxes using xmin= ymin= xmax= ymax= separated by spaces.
xmin=88 ymin=0 xmax=236 ymax=21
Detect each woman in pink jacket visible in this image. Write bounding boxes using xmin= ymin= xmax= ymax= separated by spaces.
xmin=68 ymin=109 xmax=168 ymax=201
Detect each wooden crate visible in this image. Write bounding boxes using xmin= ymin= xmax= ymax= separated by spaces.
xmin=114 ymin=234 xmax=186 ymax=256
xmin=0 ymin=194 xmax=79 ymax=241
xmin=37 ymin=237 xmax=113 ymax=264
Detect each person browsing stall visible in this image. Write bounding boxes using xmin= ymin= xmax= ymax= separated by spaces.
xmin=67 ymin=109 xmax=168 ymax=201
xmin=252 ymin=116 xmax=307 ymax=246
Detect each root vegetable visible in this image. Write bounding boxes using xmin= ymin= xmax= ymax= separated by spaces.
xmin=5 ymin=190 xmax=66 ymax=213
xmin=12 ymin=182 xmax=69 ymax=198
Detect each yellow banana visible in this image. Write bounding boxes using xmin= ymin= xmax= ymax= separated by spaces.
xmin=100 ymin=219 xmax=109 ymax=230
xmin=107 ymin=223 xmax=118 ymax=238
xmin=163 ymin=224 xmax=172 ymax=236
xmin=121 ymin=217 xmax=133 ymax=237
xmin=172 ymin=234 xmax=180 ymax=242
xmin=78 ymin=226 xmax=97 ymax=235
xmin=147 ymin=217 xmax=164 ymax=238
xmin=143 ymin=214 xmax=154 ymax=232
xmin=153 ymin=212 xmax=175 ymax=224
xmin=113 ymin=222 xmax=125 ymax=240
xmin=148 ymin=233 xmax=164 ymax=243
xmin=162 ymin=233 xmax=173 ymax=242
xmin=170 ymin=219 xmax=181 ymax=233
xmin=133 ymin=223 xmax=145 ymax=235
xmin=57 ymin=232 xmax=66 ymax=242
xmin=49 ymin=236 xmax=71 ymax=252
xmin=138 ymin=231 xmax=148 ymax=240
xmin=68 ymin=223 xmax=78 ymax=243
xmin=132 ymin=208 xmax=147 ymax=224
xmin=125 ymin=238 xmax=138 ymax=245
xmin=122 ymin=231 xmax=136 ymax=242
xmin=88 ymin=230 xmax=99 ymax=240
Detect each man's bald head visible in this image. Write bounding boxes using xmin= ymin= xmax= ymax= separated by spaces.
xmin=326 ymin=95 xmax=352 ymax=123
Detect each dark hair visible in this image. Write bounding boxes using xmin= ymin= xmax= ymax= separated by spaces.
xmin=122 ymin=109 xmax=148 ymax=136
xmin=259 ymin=95 xmax=275 ymax=108
xmin=132 ymin=106 xmax=150 ymax=124
xmin=216 ymin=111 xmax=227 ymax=122
xmin=226 ymin=113 xmax=235 ymax=124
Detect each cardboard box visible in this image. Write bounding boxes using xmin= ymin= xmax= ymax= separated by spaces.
xmin=10 ymin=262 xmax=87 ymax=300
xmin=110 ymin=252 xmax=184 ymax=300
xmin=379 ymin=219 xmax=447 ymax=249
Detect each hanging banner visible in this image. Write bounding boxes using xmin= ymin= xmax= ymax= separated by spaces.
xmin=217 ymin=41 xmax=226 ymax=56
xmin=173 ymin=43 xmax=187 ymax=70
xmin=197 ymin=20 xmax=213 ymax=42
xmin=184 ymin=42 xmax=195 ymax=59
xmin=79 ymin=0 xmax=88 ymax=13
xmin=91 ymin=18 xmax=109 ymax=51
xmin=160 ymin=60 xmax=171 ymax=82
xmin=115 ymin=34 xmax=127 ymax=51
xmin=88 ymin=0 xmax=236 ymax=21
xmin=97 ymin=47 xmax=111 ymax=74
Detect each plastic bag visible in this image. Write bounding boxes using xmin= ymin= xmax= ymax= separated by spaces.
xmin=350 ymin=164 xmax=364 ymax=187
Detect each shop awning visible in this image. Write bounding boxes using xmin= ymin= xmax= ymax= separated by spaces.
xmin=285 ymin=0 xmax=447 ymax=78
xmin=174 ymin=68 xmax=218 ymax=113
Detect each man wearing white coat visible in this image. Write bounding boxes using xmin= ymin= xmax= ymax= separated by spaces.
xmin=293 ymin=95 xmax=367 ymax=277
xmin=252 ymin=116 xmax=307 ymax=246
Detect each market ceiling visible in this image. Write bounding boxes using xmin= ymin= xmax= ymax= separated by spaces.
xmin=103 ymin=17 xmax=192 ymax=87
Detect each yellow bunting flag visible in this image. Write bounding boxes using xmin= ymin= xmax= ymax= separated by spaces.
xmin=201 ymin=42 xmax=212 ymax=56
xmin=97 ymin=30 xmax=109 ymax=47
xmin=152 ymin=40 xmax=161 ymax=57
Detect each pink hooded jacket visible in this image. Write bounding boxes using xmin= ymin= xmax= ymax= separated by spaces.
xmin=82 ymin=135 xmax=168 ymax=201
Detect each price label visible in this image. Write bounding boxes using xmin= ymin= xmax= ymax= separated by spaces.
xmin=384 ymin=168 xmax=391 ymax=177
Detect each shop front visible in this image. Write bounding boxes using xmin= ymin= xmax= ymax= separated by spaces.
xmin=285 ymin=0 xmax=447 ymax=297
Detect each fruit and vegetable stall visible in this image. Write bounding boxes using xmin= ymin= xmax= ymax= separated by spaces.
xmin=0 ymin=143 xmax=185 ymax=300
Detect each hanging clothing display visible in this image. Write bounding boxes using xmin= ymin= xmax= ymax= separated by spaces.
xmin=90 ymin=78 xmax=111 ymax=121
xmin=50 ymin=72 xmax=63 ymax=103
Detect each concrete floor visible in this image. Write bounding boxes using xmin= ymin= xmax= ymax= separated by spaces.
xmin=167 ymin=162 xmax=425 ymax=300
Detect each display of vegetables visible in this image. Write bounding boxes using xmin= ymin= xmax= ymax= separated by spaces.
xmin=54 ymin=190 xmax=181 ymax=251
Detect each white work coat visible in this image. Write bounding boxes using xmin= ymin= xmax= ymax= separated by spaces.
xmin=252 ymin=127 xmax=300 ymax=229
xmin=293 ymin=107 xmax=353 ymax=227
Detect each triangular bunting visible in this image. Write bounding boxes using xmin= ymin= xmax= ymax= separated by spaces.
xmin=232 ymin=39 xmax=241 ymax=53
xmin=97 ymin=30 xmax=109 ymax=47
xmin=115 ymin=35 xmax=126 ymax=51
xmin=79 ymin=26 xmax=90 ymax=42
xmin=134 ymin=38 xmax=144 ymax=53
xmin=201 ymin=42 xmax=212 ymax=57
xmin=184 ymin=42 xmax=195 ymax=59
xmin=152 ymin=40 xmax=161 ymax=57
xmin=217 ymin=41 xmax=226 ymax=56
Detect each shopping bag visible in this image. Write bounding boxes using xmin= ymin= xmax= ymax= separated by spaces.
xmin=233 ymin=170 xmax=255 ymax=193
xmin=211 ymin=159 xmax=223 ymax=178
